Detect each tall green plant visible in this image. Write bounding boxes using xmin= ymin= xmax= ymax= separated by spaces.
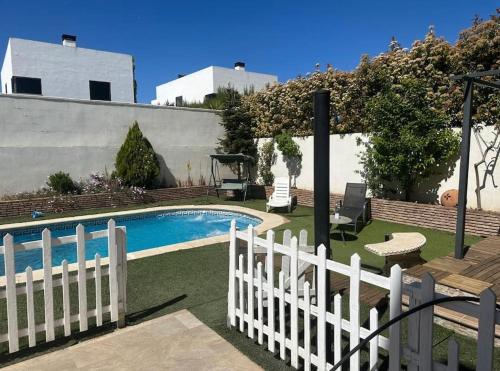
xmin=218 ymin=88 xmax=257 ymax=159
xmin=258 ymin=140 xmax=276 ymax=185
xmin=115 ymin=121 xmax=160 ymax=188
xmin=359 ymin=78 xmax=460 ymax=200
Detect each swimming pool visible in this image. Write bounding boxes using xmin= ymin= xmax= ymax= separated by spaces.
xmin=0 ymin=209 xmax=261 ymax=275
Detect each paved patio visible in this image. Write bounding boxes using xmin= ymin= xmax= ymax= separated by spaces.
xmin=4 ymin=310 xmax=261 ymax=371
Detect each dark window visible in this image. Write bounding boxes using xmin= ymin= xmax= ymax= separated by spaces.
xmin=89 ymin=81 xmax=111 ymax=101
xmin=4 ymin=84 xmax=7 ymax=94
xmin=175 ymin=96 xmax=183 ymax=106
xmin=11 ymin=76 xmax=42 ymax=95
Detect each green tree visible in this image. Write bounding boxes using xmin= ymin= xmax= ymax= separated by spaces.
xmin=218 ymin=88 xmax=257 ymax=159
xmin=258 ymin=140 xmax=276 ymax=186
xmin=115 ymin=121 xmax=160 ymax=188
xmin=360 ymin=78 xmax=460 ymax=201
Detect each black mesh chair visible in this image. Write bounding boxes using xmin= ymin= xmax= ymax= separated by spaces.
xmin=338 ymin=183 xmax=368 ymax=234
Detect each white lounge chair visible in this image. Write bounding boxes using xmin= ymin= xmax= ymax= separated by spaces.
xmin=266 ymin=177 xmax=292 ymax=213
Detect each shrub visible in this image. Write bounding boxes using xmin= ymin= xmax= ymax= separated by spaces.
xmin=258 ymin=140 xmax=276 ymax=186
xmin=47 ymin=171 xmax=78 ymax=194
xmin=115 ymin=121 xmax=160 ymax=188
xmin=275 ymin=133 xmax=302 ymax=159
xmin=359 ymin=78 xmax=461 ymax=201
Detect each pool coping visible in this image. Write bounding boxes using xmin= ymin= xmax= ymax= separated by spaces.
xmin=0 ymin=205 xmax=289 ymax=285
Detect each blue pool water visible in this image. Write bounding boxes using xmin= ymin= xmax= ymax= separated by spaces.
xmin=0 ymin=210 xmax=260 ymax=275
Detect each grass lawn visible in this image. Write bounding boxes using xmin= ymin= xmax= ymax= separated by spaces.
xmin=0 ymin=196 xmax=494 ymax=370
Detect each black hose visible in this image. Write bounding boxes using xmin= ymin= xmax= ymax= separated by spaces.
xmin=330 ymin=295 xmax=481 ymax=370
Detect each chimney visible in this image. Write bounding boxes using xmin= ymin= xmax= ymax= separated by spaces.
xmin=234 ymin=61 xmax=245 ymax=71
xmin=62 ymin=34 xmax=77 ymax=47
xmin=177 ymin=74 xmax=186 ymax=79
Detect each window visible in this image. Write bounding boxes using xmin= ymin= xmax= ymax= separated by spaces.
xmin=89 ymin=81 xmax=111 ymax=101
xmin=175 ymin=96 xmax=183 ymax=106
xmin=11 ymin=76 xmax=42 ymax=95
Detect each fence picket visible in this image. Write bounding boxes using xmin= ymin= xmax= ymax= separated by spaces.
xmin=299 ymin=230 xmax=308 ymax=248
xmin=238 ymin=254 xmax=245 ymax=332
xmin=369 ymin=308 xmax=379 ymax=370
xmin=349 ymin=254 xmax=361 ymax=370
xmin=228 ymin=220 xmax=237 ymax=327
xmin=26 ymin=266 xmax=36 ymax=347
xmin=42 ymin=228 xmax=55 ymax=342
xmin=247 ymin=225 xmax=255 ymax=339
xmin=419 ymin=273 xmax=435 ymax=370
xmin=407 ymin=288 xmax=420 ymax=371
xmin=257 ymin=262 xmax=264 ymax=345
xmin=4 ymin=234 xmax=19 ymax=353
xmin=76 ymin=224 xmax=88 ymax=331
xmin=334 ymin=294 xmax=342 ymax=368
xmin=290 ymin=236 xmax=299 ymax=368
xmin=108 ymin=219 xmax=119 ymax=323
xmin=61 ymin=260 xmax=71 ymax=336
xmin=389 ymin=264 xmax=402 ymax=371
xmin=303 ymin=282 xmax=311 ymax=371
xmin=282 ymin=229 xmax=291 ymax=280
xmin=266 ymin=229 xmax=275 ymax=353
xmin=317 ymin=244 xmax=327 ymax=371
xmin=95 ymin=254 xmax=103 ymax=326
xmin=279 ymin=271 xmax=286 ymax=360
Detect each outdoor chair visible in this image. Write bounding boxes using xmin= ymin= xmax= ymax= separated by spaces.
xmin=338 ymin=182 xmax=368 ymax=234
xmin=266 ymin=177 xmax=293 ymax=213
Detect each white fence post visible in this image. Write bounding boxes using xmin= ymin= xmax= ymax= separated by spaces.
xmin=290 ymin=236 xmax=299 ymax=368
xmin=246 ymin=224 xmax=255 ymax=339
xmin=317 ymin=244 xmax=327 ymax=371
xmin=257 ymin=262 xmax=264 ymax=345
xmin=4 ymin=234 xmax=19 ymax=353
xmin=369 ymin=307 xmax=379 ymax=370
xmin=304 ymin=281 xmax=311 ymax=371
xmin=42 ymin=228 xmax=55 ymax=342
xmin=228 ymin=220 xmax=237 ymax=327
xmin=476 ymin=288 xmax=496 ymax=371
xmin=266 ymin=229 xmax=275 ymax=353
xmin=61 ymin=260 xmax=71 ymax=336
xmin=76 ymin=224 xmax=88 ymax=332
xmin=389 ymin=264 xmax=402 ymax=371
xmin=333 ymin=293 xmax=342 ymax=368
xmin=95 ymin=254 xmax=103 ymax=327
xmin=349 ymin=253 xmax=361 ymax=370
xmin=108 ymin=219 xmax=119 ymax=324
xmin=279 ymin=271 xmax=286 ymax=360
xmin=116 ymin=226 xmax=127 ymax=328
xmin=238 ymin=254 xmax=245 ymax=332
xmin=26 ymin=266 xmax=36 ymax=347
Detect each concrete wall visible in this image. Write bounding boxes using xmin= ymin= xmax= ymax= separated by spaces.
xmin=154 ymin=66 xmax=277 ymax=105
xmin=257 ymin=126 xmax=500 ymax=212
xmin=1 ymin=38 xmax=134 ymax=102
xmin=0 ymin=94 xmax=224 ymax=195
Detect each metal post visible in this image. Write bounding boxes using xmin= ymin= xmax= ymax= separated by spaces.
xmin=313 ymin=89 xmax=332 ymax=360
xmin=454 ymin=80 xmax=473 ymax=259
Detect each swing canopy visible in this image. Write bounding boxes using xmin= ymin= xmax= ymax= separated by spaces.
xmin=209 ymin=153 xmax=254 ymax=201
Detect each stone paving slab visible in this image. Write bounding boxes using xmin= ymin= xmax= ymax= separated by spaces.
xmin=4 ymin=310 xmax=262 ymax=371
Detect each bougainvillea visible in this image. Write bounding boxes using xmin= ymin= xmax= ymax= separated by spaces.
xmin=245 ymin=10 xmax=499 ymax=137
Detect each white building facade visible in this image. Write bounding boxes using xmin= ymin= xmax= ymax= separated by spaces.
xmin=153 ymin=62 xmax=277 ymax=105
xmin=1 ymin=35 xmax=135 ymax=102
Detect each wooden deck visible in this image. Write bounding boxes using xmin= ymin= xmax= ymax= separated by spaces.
xmin=405 ymin=235 xmax=500 ymax=299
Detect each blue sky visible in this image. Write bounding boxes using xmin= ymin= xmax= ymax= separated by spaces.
xmin=1 ymin=1 xmax=497 ymax=103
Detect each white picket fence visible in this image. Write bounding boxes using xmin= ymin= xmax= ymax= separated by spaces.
xmin=227 ymin=221 xmax=403 ymax=371
xmin=0 ymin=219 xmax=127 ymax=353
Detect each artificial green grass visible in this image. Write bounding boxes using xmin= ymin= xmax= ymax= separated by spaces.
xmin=0 ymin=196 xmax=493 ymax=369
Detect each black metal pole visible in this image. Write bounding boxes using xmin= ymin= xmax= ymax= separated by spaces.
xmin=454 ymin=80 xmax=474 ymax=259
xmin=313 ymin=89 xmax=332 ymax=360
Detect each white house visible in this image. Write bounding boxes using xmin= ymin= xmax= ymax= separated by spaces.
xmin=1 ymin=35 xmax=135 ymax=102
xmin=153 ymin=62 xmax=277 ymax=105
